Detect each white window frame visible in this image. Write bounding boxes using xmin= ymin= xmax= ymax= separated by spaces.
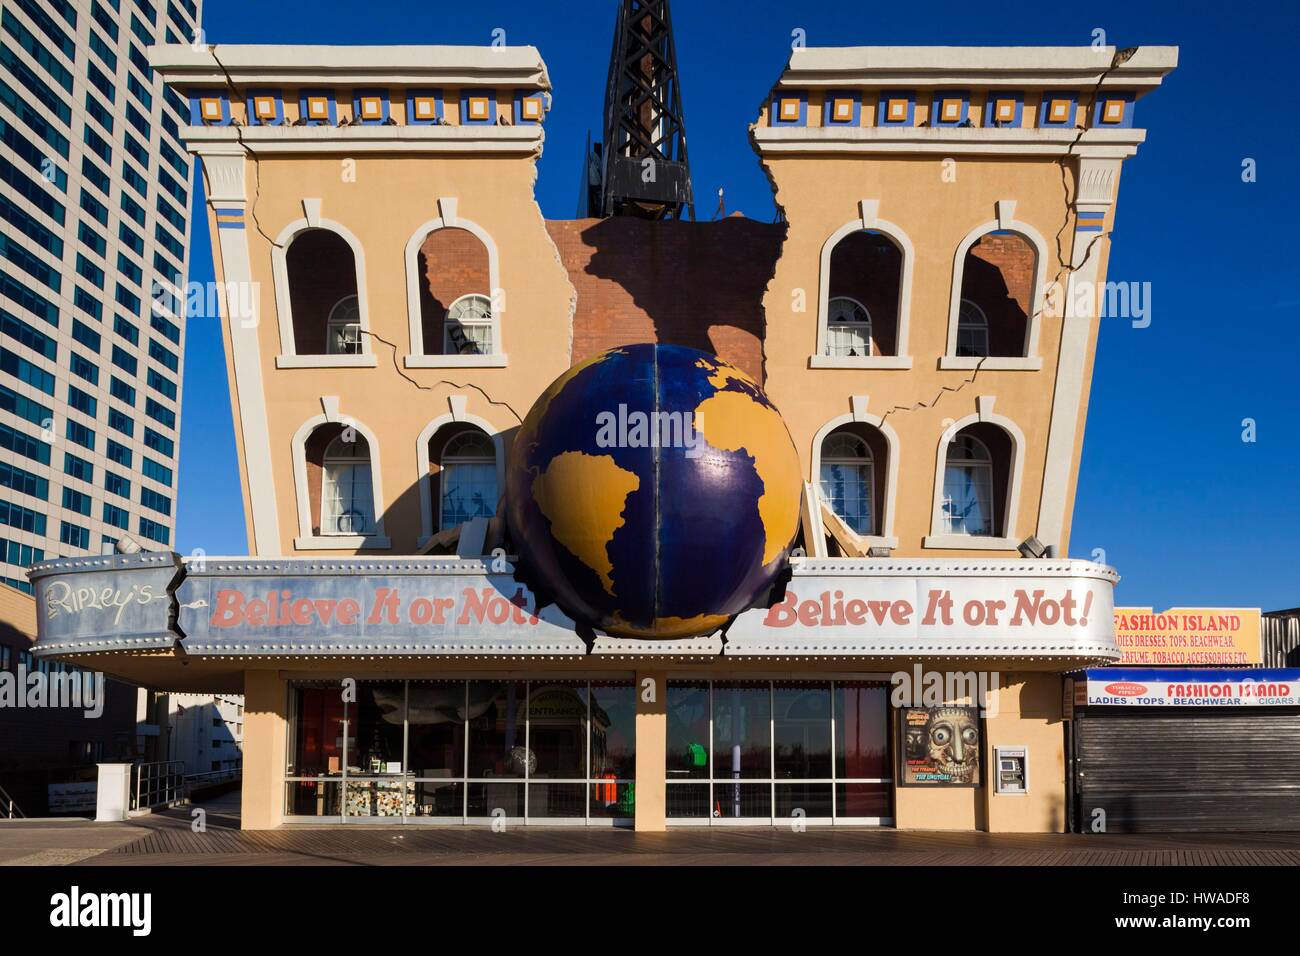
xmin=442 ymin=294 xmax=494 ymax=358
xmin=415 ymin=406 xmax=506 ymax=547
xmin=326 ymin=295 xmax=363 ymax=355
xmin=810 ymin=205 xmax=914 ymax=370
xmin=940 ymin=214 xmax=1047 ymax=371
xmin=402 ymin=203 xmax=507 ymax=368
xmin=940 ymin=433 xmax=995 ymax=537
xmin=438 ymin=428 xmax=499 ymax=532
xmin=291 ymin=414 xmax=390 ymax=550
xmin=824 ymin=297 xmax=873 ymax=359
xmin=924 ymin=404 xmax=1025 ymax=551
xmin=320 ymin=433 xmax=376 ymax=536
xmin=272 ymin=218 xmax=377 ymax=368
xmin=955 ymin=298 xmax=989 ymax=358
xmin=819 ymin=432 xmax=875 ymax=536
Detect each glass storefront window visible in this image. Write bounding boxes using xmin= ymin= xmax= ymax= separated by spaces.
xmin=351 ymin=681 xmax=406 ymax=776
xmin=529 ymin=682 xmax=587 ymax=780
xmin=289 ymin=683 xmax=346 ymax=778
xmin=835 ymin=682 xmax=891 ymax=780
xmin=666 ymin=681 xmax=710 ymax=781
xmin=287 ymin=679 xmax=636 ymax=824
xmin=665 ymin=679 xmax=894 ymax=824
xmin=466 ymin=681 xmax=528 ymax=780
xmin=712 ymin=681 xmax=771 ymax=780
xmin=773 ymin=681 xmax=832 ymax=780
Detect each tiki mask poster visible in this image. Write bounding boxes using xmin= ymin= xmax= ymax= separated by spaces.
xmin=899 ymin=706 xmax=982 ymax=786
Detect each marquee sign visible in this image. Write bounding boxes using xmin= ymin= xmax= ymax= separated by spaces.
xmin=28 ymin=554 xmax=1121 ymax=661
xmin=29 ymin=552 xmax=182 ymax=656
xmin=175 ymin=559 xmax=588 ymax=655
xmin=1079 ymin=668 xmax=1300 ymax=707
xmin=724 ymin=559 xmax=1119 ymax=658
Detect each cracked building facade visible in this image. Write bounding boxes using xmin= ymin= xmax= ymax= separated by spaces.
xmin=26 ymin=39 xmax=1175 ymax=832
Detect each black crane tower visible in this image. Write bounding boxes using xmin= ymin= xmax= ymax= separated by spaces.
xmin=581 ymin=0 xmax=695 ymax=220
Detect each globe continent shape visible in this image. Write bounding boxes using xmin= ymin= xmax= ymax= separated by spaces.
xmin=506 ymin=344 xmax=801 ymax=639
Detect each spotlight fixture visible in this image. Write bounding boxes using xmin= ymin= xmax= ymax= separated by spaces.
xmin=114 ymin=533 xmax=146 ymax=555
xmin=1017 ymin=536 xmax=1048 ymax=559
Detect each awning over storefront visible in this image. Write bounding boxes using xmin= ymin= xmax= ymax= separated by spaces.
xmin=28 ymin=553 xmax=1120 ymax=664
xmin=1077 ymin=667 xmax=1300 ymax=707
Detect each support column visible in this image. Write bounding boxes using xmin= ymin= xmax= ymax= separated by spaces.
xmin=634 ymin=669 xmax=667 ymax=832
xmin=241 ymin=669 xmax=288 ymax=830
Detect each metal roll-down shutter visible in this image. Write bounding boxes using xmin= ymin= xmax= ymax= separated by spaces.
xmin=1075 ymin=712 xmax=1300 ymax=832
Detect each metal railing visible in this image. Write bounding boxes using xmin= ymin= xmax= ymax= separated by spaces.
xmin=131 ymin=761 xmax=186 ymax=811
xmin=183 ymin=768 xmax=241 ymax=790
xmin=0 ymin=784 xmax=24 ymax=819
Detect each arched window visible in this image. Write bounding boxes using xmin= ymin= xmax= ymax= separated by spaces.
xmin=820 ymin=431 xmax=875 ymax=534
xmin=321 ymin=433 xmax=375 ymax=535
xmin=444 ymin=294 xmax=493 ymax=356
xmin=823 ymin=228 xmax=902 ymax=357
xmin=952 ymin=230 xmax=1035 ymax=357
xmin=956 ymin=299 xmax=988 ymax=358
xmin=439 ymin=429 xmax=497 ymax=530
xmin=284 ymin=228 xmax=361 ymax=355
xmin=942 ymin=433 xmax=994 ymax=536
xmin=414 ymin=226 xmax=494 ymax=356
xmin=326 ymin=295 xmax=361 ymax=355
xmin=826 ymin=297 xmax=872 ymax=358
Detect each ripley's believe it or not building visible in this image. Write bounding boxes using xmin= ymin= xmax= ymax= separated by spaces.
xmin=26 ymin=18 xmax=1180 ymax=832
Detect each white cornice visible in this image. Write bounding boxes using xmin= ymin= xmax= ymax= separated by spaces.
xmin=148 ymin=43 xmax=551 ymax=89
xmin=780 ymin=45 xmax=1178 ymax=93
xmin=753 ymin=125 xmax=1147 ymax=158
xmin=179 ymin=124 xmax=544 ymax=155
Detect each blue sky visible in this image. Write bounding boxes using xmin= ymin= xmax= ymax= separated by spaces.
xmin=175 ymin=0 xmax=1300 ymax=611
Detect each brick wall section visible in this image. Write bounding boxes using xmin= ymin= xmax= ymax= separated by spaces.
xmin=546 ymin=215 xmax=785 ymax=383
xmin=417 ymin=227 xmax=491 ymax=353
xmin=960 ymin=233 xmax=1036 ymax=356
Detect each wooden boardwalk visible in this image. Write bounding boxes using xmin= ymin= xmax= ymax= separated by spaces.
xmin=7 ymin=796 xmax=1300 ymax=866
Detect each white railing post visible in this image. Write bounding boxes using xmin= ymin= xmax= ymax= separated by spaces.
xmin=95 ymin=763 xmax=133 ymax=822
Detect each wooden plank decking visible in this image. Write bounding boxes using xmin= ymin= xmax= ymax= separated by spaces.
xmin=6 ymin=795 xmax=1300 ymax=866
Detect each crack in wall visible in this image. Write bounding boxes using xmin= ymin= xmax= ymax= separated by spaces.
xmin=205 ymin=44 xmax=282 ymax=250
xmin=1049 ymin=45 xmax=1138 ymax=282
xmin=359 ymin=328 xmax=524 ymax=424
xmin=877 ymin=355 xmax=988 ymax=430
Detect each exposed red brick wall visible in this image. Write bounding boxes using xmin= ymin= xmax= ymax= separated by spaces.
xmin=546 ymin=215 xmax=784 ymax=383
xmin=286 ymin=229 xmax=359 ymax=354
xmin=417 ymin=227 xmax=491 ymax=353
xmin=960 ymin=233 xmax=1036 ymax=357
xmin=827 ymin=231 xmax=903 ymax=356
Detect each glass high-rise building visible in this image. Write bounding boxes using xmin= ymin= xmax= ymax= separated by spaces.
xmin=0 ymin=0 xmax=201 ymax=591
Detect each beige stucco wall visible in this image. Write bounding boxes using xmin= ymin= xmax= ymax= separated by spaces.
xmin=760 ymin=154 xmax=1097 ymax=556
xmin=241 ymin=669 xmax=288 ymax=829
xmin=211 ymin=150 xmax=576 ymax=556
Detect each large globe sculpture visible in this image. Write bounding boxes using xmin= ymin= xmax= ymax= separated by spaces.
xmin=506 ymin=344 xmax=802 ymax=640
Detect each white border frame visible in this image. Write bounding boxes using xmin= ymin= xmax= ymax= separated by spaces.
xmin=291 ymin=412 xmax=391 ymax=549
xmin=809 ymin=202 xmax=915 ymax=370
xmin=403 ymin=203 xmax=507 ymax=368
xmin=810 ymin=411 xmax=901 ymax=550
xmin=271 ymin=217 xmax=377 ymax=368
xmin=924 ymin=403 xmax=1026 ymax=551
xmin=415 ymin=412 xmax=506 ymax=546
xmin=940 ymin=212 xmax=1047 ymax=371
